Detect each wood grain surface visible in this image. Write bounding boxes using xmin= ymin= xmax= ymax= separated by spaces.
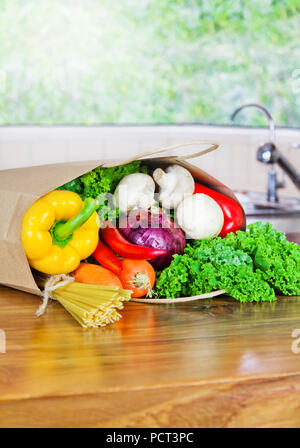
xmin=0 ymin=284 xmax=300 ymax=427
xmin=0 ymin=229 xmax=299 ymax=428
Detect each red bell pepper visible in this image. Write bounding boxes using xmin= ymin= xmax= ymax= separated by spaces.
xmin=93 ymin=237 xmax=122 ymax=275
xmin=101 ymin=221 xmax=167 ymax=260
xmin=194 ymin=183 xmax=243 ymax=237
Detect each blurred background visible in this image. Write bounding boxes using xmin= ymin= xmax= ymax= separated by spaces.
xmin=0 ymin=0 xmax=299 ymax=228
xmin=0 ymin=0 xmax=299 ymax=126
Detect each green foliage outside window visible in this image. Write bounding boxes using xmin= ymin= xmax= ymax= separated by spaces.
xmin=0 ymin=0 xmax=299 ymax=126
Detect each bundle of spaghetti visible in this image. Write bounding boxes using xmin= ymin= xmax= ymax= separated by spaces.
xmin=34 ymin=273 xmax=132 ymax=328
xmin=52 ymin=282 xmax=132 ymax=328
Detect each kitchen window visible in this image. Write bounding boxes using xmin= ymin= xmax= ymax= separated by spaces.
xmin=0 ymin=0 xmax=299 ymax=128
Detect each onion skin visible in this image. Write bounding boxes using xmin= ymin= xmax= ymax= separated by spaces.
xmin=119 ymin=210 xmax=186 ymax=269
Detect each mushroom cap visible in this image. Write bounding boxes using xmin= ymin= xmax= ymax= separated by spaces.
xmin=176 ymin=193 xmax=224 ymax=239
xmin=115 ymin=173 xmax=155 ymax=213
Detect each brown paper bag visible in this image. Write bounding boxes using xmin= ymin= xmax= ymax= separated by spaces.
xmin=0 ymin=142 xmax=246 ymax=298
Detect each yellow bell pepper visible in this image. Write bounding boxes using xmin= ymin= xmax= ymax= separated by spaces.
xmin=21 ymin=190 xmax=100 ymax=275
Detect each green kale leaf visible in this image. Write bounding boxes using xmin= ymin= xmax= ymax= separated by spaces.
xmin=224 ymin=222 xmax=300 ymax=296
xmin=155 ymin=222 xmax=299 ymax=302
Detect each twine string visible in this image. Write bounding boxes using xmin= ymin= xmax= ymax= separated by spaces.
xmin=36 ymin=274 xmax=74 ymax=317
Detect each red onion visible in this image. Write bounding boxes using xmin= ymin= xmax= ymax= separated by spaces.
xmin=119 ymin=210 xmax=186 ymax=269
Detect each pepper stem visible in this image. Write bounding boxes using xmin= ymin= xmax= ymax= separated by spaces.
xmin=54 ymin=198 xmax=97 ymax=241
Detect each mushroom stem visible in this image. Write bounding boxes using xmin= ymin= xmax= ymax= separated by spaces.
xmin=153 ymin=168 xmax=165 ymax=186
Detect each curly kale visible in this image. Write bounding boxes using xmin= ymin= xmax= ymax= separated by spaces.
xmin=57 ymin=161 xmax=148 ymax=221
xmin=223 ymin=222 xmax=300 ymax=296
xmin=155 ymin=222 xmax=300 ymax=302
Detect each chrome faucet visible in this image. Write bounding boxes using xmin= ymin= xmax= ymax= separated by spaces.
xmin=231 ymin=103 xmax=300 ymax=203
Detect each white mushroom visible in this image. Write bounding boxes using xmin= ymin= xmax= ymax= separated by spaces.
xmin=114 ymin=173 xmax=155 ymax=213
xmin=176 ymin=193 xmax=224 ymax=240
xmin=153 ymin=165 xmax=195 ymax=210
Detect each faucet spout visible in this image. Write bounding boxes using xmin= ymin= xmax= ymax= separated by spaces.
xmin=231 ymin=103 xmax=275 ymax=143
xmin=231 ymin=103 xmax=300 ymax=202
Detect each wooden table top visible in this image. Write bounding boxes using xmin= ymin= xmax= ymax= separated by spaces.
xmin=0 ymin=232 xmax=299 ymax=428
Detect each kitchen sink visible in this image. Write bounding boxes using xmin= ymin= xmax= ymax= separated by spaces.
xmin=234 ymin=190 xmax=300 ymax=234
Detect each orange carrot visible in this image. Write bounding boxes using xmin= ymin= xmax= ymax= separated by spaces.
xmin=119 ymin=259 xmax=155 ymax=298
xmin=74 ymin=263 xmax=122 ymax=288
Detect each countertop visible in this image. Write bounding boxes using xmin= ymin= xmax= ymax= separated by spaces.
xmin=0 ymin=234 xmax=299 ymax=428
